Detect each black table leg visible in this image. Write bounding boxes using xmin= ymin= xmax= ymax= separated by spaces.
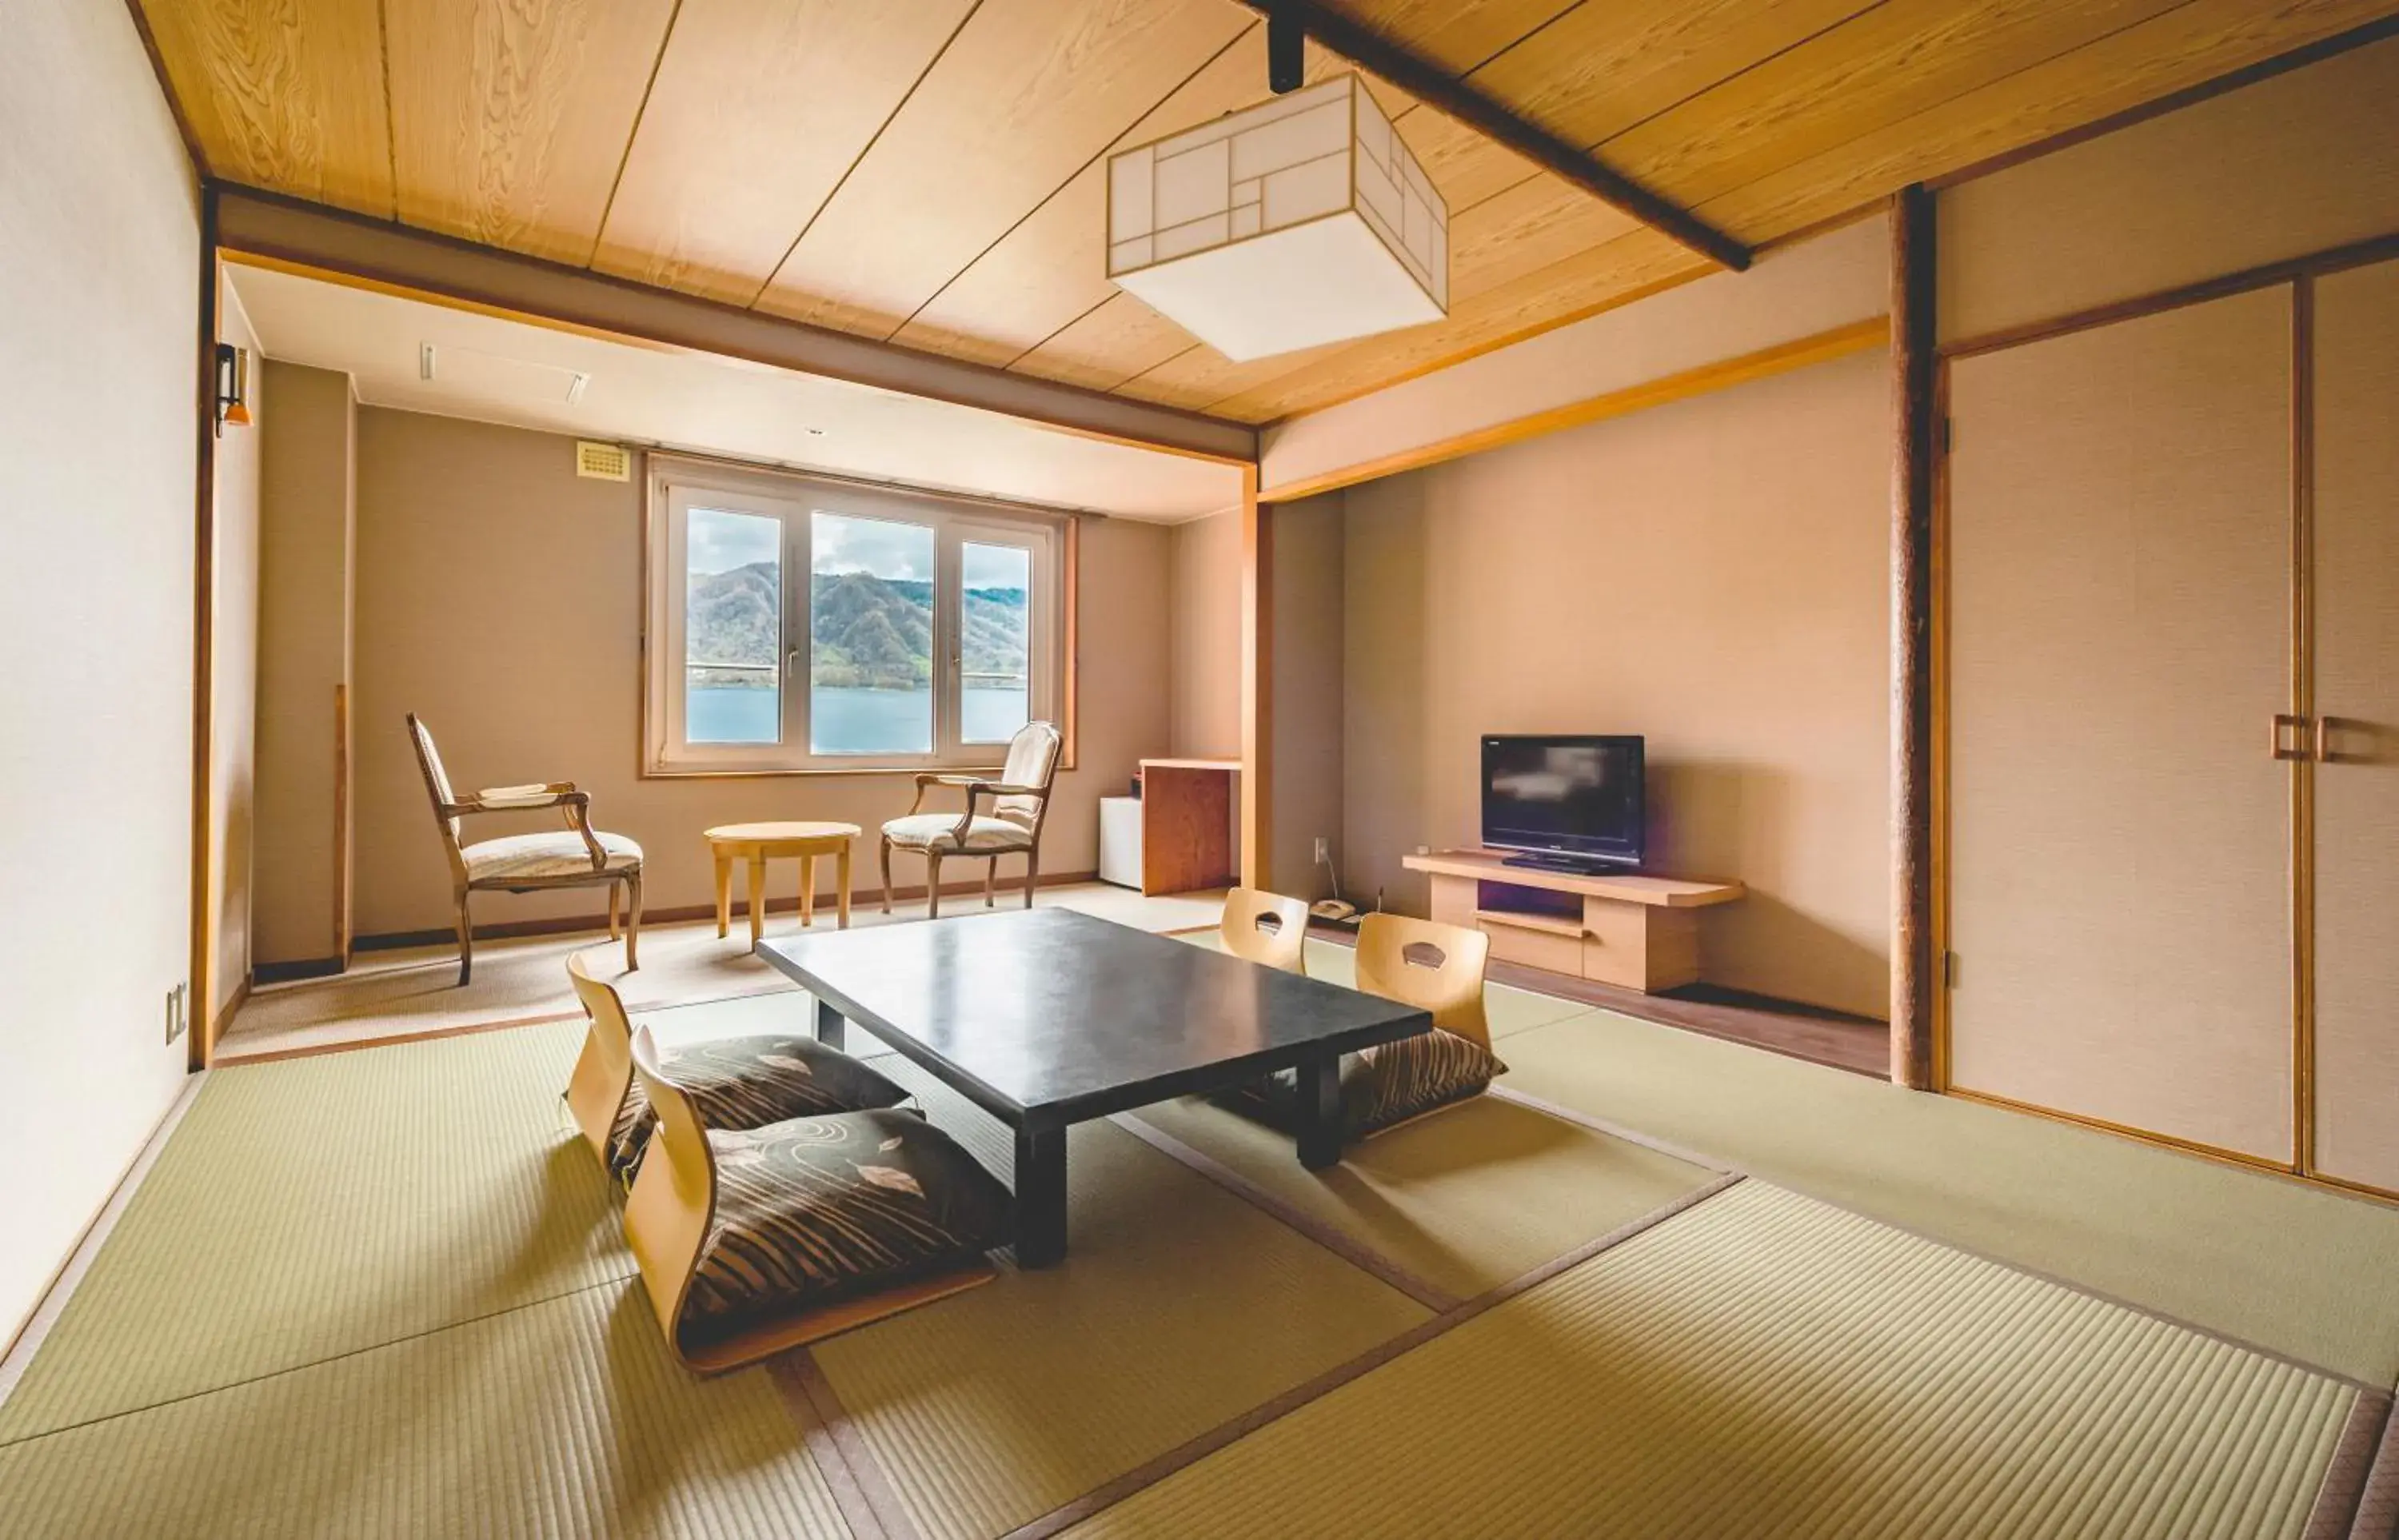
xmin=813 ymin=997 xmax=844 ymax=1052
xmin=1295 ymin=1053 xmax=1343 ymax=1171
xmin=1014 ymin=1126 xmax=1068 ymax=1268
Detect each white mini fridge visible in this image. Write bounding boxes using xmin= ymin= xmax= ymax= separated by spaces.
xmin=1098 ymin=796 xmax=1143 ymax=889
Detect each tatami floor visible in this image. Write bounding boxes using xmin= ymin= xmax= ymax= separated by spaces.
xmin=6 ymin=901 xmax=2399 ymax=1537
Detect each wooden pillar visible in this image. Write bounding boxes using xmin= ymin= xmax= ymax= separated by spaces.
xmin=1890 ymin=183 xmax=1939 ymax=1090
xmin=189 ymin=188 xmax=222 ymax=1070
xmin=1240 ymin=469 xmax=1273 ymax=889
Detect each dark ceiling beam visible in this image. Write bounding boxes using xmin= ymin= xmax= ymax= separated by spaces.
xmin=1239 ymin=1 xmax=1753 ymax=273
xmin=211 ymin=185 xmax=1259 ymax=466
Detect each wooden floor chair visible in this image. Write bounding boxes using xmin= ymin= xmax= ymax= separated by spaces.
xmin=562 ymin=950 xmax=911 ymax=1187
xmin=1347 ymin=913 xmax=1508 ymax=1138
xmin=624 ymin=1023 xmax=1014 ymax=1373
xmin=1219 ymin=888 xmax=1311 ymax=972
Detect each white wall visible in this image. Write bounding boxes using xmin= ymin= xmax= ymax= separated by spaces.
xmin=0 ymin=0 xmax=200 ymax=1343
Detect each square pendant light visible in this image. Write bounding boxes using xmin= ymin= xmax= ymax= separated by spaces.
xmin=1106 ymin=74 xmax=1447 ymax=363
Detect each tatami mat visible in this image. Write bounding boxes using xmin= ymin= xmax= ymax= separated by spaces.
xmin=0 ymin=1022 xmax=626 ymax=1440
xmin=0 ymin=1281 xmax=850 ymax=1540
xmin=1499 ymin=1010 xmax=2399 ymax=1386
xmin=812 ymin=1057 xmax=1431 ymax=1540
xmin=1070 ymin=1181 xmax=2361 ymax=1539
xmin=1125 ymin=1091 xmax=1718 ymax=1301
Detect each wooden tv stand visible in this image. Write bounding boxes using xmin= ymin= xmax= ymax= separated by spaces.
xmin=1400 ymin=849 xmax=1744 ymax=995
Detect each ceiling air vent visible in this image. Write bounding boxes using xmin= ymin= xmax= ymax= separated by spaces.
xmin=576 ymin=441 xmax=632 ymax=482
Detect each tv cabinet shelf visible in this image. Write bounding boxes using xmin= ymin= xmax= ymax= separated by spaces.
xmin=1404 ymin=849 xmax=1744 ymax=995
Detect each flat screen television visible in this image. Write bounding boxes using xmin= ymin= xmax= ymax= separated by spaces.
xmin=1481 ymin=735 xmax=1645 ymax=872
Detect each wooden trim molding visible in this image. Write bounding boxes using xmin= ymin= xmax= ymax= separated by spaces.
xmin=210 ymin=185 xmax=1259 ymax=467
xmin=1240 ymin=468 xmax=1272 ymax=889
xmin=1231 ymin=2 xmax=1750 ymax=273
xmin=2289 ymin=277 xmax=2317 ymax=1178
xmin=1259 ymin=318 xmax=1890 ymax=502
xmin=1940 ymin=229 xmax=2399 ymax=362
xmin=189 ymin=189 xmax=221 ymax=1073
xmin=333 ymin=680 xmax=352 ymax=961
xmin=1890 ymin=186 xmax=1938 ymax=1091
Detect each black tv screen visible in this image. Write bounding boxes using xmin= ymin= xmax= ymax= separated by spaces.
xmin=1482 ymin=736 xmax=1645 ymax=868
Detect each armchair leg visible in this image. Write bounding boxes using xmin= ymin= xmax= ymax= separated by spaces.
xmin=927 ymin=851 xmax=944 ymax=921
xmin=880 ymin=838 xmax=894 ymax=916
xmin=1024 ymin=848 xmax=1039 ymax=909
xmin=624 ymin=871 xmax=643 ymax=971
xmin=456 ymin=891 xmax=474 ymax=987
xmin=985 ymin=860 xmax=996 ymax=908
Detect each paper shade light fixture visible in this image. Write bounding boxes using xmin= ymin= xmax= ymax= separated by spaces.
xmin=1106 ymin=74 xmax=1447 ymax=363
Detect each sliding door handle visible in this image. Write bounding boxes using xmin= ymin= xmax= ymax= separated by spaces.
xmin=2271 ymin=714 xmax=2309 ymax=760
xmin=2314 ymin=716 xmax=2369 ymax=764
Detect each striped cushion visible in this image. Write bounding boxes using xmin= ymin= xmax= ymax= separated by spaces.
xmin=607 ymin=1035 xmax=910 ymax=1186
xmin=681 ymin=1109 xmax=1013 ymax=1335
xmin=1236 ymin=1028 xmax=1508 ymax=1139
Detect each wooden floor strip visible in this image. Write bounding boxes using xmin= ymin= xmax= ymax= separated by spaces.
xmin=774 ymin=1348 xmax=924 ymax=1540
xmin=2309 ymin=1390 xmax=2394 ymax=1538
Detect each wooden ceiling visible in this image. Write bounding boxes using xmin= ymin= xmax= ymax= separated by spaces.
xmin=140 ymin=0 xmax=2394 ymax=427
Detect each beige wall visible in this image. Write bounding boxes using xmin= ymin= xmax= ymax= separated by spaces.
xmin=1168 ymin=509 xmax=1243 ymax=761
xmin=0 ymin=0 xmax=199 ymax=1342
xmin=1342 ymin=350 xmax=1892 ymax=1019
xmin=347 ymin=409 xmax=1171 ymax=938
xmin=1267 ymin=494 xmax=1345 ymax=899
xmin=253 ymin=361 xmax=357 ymax=967
xmin=207 ymin=276 xmax=262 ymax=1018
xmin=1941 ymin=34 xmax=2399 ymax=342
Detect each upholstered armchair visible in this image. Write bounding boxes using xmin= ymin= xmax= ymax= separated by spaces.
xmin=880 ymin=720 xmax=1062 ymax=920
xmin=407 ymin=714 xmax=645 ymax=985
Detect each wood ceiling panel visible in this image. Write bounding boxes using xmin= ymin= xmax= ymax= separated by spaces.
xmin=386 ymin=0 xmax=677 ymax=265
xmin=1601 ymin=0 xmax=2191 ymax=221
xmin=590 ymin=0 xmax=973 ymax=304
xmin=754 ymin=0 xmax=1251 ymax=341
xmin=1203 ymin=0 xmax=2399 ymax=422
xmin=1699 ymin=0 xmax=2399 ymax=241
xmin=1327 ymin=0 xmax=1587 ymax=73
xmin=133 ymin=0 xmax=393 ymax=216
xmin=891 ymin=24 xmax=1272 ymax=370
xmin=1008 ymin=293 xmax=1194 ymax=390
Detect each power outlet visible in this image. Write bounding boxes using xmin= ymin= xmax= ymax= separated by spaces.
xmin=164 ymin=981 xmax=189 ymax=1044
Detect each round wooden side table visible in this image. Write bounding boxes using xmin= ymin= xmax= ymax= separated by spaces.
xmin=704 ymin=821 xmax=862 ymax=949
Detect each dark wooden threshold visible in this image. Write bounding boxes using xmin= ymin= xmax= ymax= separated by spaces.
xmin=350 ymin=869 xmax=1102 ymax=953
xmin=1309 ymin=921 xmax=1888 ymax=1079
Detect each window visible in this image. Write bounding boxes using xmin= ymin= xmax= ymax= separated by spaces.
xmin=646 ymin=461 xmax=1064 ymax=774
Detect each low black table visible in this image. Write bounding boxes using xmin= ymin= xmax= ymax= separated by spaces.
xmin=757 ymin=908 xmax=1430 ymax=1267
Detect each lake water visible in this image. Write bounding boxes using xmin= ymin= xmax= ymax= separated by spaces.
xmin=688 ymin=684 xmax=1028 ymax=752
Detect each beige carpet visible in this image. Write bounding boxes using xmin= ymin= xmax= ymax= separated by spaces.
xmin=1068 ymin=1181 xmax=2364 ymax=1540
xmin=221 ymin=884 xmax=1223 ymax=1060
xmin=1125 ymin=1091 xmax=1718 ymax=1301
xmin=1497 ymin=1010 xmax=2399 ymax=1386
xmin=811 ymin=1057 xmax=1432 ymax=1540
xmin=0 ymin=1280 xmax=850 ymax=1539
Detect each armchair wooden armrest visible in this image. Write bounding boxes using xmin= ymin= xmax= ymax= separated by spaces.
xmin=459 ymin=781 xmax=580 ymax=811
xmin=447 ymin=784 xmax=607 ymax=869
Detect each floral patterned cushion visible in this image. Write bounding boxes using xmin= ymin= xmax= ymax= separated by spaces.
xmin=607 ymin=1035 xmax=911 ymax=1187
xmin=1232 ymin=1028 xmax=1508 ymax=1139
xmin=680 ymin=1108 xmax=1014 ymax=1337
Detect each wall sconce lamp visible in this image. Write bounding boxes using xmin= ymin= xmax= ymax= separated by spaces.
xmin=214 ymin=342 xmax=252 ymax=431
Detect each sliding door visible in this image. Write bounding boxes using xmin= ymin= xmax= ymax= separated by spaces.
xmin=1947 ymin=288 xmax=2295 ymax=1162
xmin=2311 ymin=258 xmax=2399 ymax=1194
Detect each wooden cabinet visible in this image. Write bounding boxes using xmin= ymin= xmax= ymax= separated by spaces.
xmin=1944 ymin=261 xmax=2399 ymax=1195
xmin=1402 ymin=849 xmax=1742 ymax=994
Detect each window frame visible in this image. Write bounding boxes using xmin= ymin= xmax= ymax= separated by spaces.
xmin=643 ymin=457 xmax=1066 ymax=777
